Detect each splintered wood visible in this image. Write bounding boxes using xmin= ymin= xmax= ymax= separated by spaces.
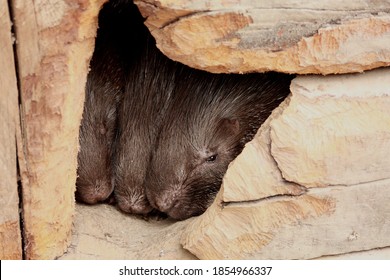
xmin=181 ymin=68 xmax=390 ymax=259
xmin=12 ymin=0 xmax=106 ymax=259
xmin=135 ymin=0 xmax=390 ymax=74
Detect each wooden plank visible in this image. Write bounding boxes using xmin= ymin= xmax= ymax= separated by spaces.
xmin=0 ymin=0 xmax=23 ymax=260
xmin=12 ymin=0 xmax=106 ymax=259
xmin=135 ymin=0 xmax=390 ymax=74
xmin=181 ymin=68 xmax=390 ymax=259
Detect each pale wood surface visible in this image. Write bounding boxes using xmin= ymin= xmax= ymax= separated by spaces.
xmin=180 ymin=68 xmax=390 ymax=259
xmin=316 ymin=247 xmax=390 ymax=260
xmin=0 ymin=0 xmax=22 ymax=260
xmin=60 ymin=204 xmax=195 ymax=260
xmin=271 ymin=68 xmax=390 ymax=187
xmin=135 ymin=0 xmax=390 ymax=74
xmin=12 ymin=0 xmax=106 ymax=259
xmin=182 ymin=179 xmax=390 ymax=259
xmin=60 ymin=203 xmax=390 ymax=260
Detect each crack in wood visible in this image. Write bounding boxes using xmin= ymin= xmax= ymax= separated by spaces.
xmin=313 ymin=245 xmax=390 ymax=259
xmin=222 ymin=189 xmax=307 ymax=208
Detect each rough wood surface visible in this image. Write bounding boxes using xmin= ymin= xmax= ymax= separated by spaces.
xmin=0 ymin=0 xmax=22 ymax=260
xmin=60 ymin=204 xmax=195 ymax=260
xmin=135 ymin=0 xmax=390 ymax=74
xmin=181 ymin=68 xmax=390 ymax=259
xmin=60 ymin=203 xmax=390 ymax=260
xmin=182 ymin=180 xmax=390 ymax=259
xmin=271 ymin=68 xmax=390 ymax=187
xmin=12 ymin=0 xmax=106 ymax=259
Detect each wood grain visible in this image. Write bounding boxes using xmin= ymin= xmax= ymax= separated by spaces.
xmin=12 ymin=0 xmax=106 ymax=259
xmin=135 ymin=0 xmax=390 ymax=74
xmin=0 ymin=0 xmax=23 ymax=260
xmin=182 ymin=179 xmax=390 ymax=259
xmin=271 ymin=68 xmax=390 ymax=187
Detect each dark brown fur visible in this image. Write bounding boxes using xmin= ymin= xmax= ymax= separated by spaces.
xmin=76 ymin=48 xmax=123 ymax=204
xmin=76 ymin=1 xmax=129 ymax=204
xmin=78 ymin=0 xmax=292 ymax=219
xmin=111 ymin=2 xmax=183 ymax=215
xmin=112 ymin=39 xmax=180 ymax=214
xmin=145 ymin=70 xmax=292 ymax=220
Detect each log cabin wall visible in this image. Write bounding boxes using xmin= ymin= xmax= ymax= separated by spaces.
xmin=1 ymin=0 xmax=390 ymax=259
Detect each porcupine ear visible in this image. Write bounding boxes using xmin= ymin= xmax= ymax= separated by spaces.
xmin=219 ymin=118 xmax=240 ymax=137
xmin=207 ymin=118 xmax=241 ymax=149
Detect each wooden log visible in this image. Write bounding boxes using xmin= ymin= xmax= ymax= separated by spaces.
xmin=182 ymin=179 xmax=390 ymax=259
xmin=135 ymin=0 xmax=390 ymax=74
xmin=181 ymin=68 xmax=390 ymax=259
xmin=0 ymin=0 xmax=23 ymax=260
xmin=12 ymin=0 xmax=106 ymax=259
xmin=271 ymin=68 xmax=390 ymax=187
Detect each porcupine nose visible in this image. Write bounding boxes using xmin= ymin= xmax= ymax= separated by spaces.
xmin=75 ymin=178 xmax=113 ymax=204
xmin=116 ymin=197 xmax=154 ymax=215
xmin=151 ymin=185 xmax=181 ymax=213
xmin=154 ymin=194 xmax=176 ymax=213
xmin=115 ymin=188 xmax=154 ymax=215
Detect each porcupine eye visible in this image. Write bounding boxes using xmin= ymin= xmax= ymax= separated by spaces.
xmin=206 ymin=154 xmax=217 ymax=162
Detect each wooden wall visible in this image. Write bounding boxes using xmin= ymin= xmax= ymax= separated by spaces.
xmin=1 ymin=0 xmax=390 ymax=260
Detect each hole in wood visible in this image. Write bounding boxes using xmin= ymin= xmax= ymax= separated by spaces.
xmin=75 ymin=0 xmax=292 ymax=221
